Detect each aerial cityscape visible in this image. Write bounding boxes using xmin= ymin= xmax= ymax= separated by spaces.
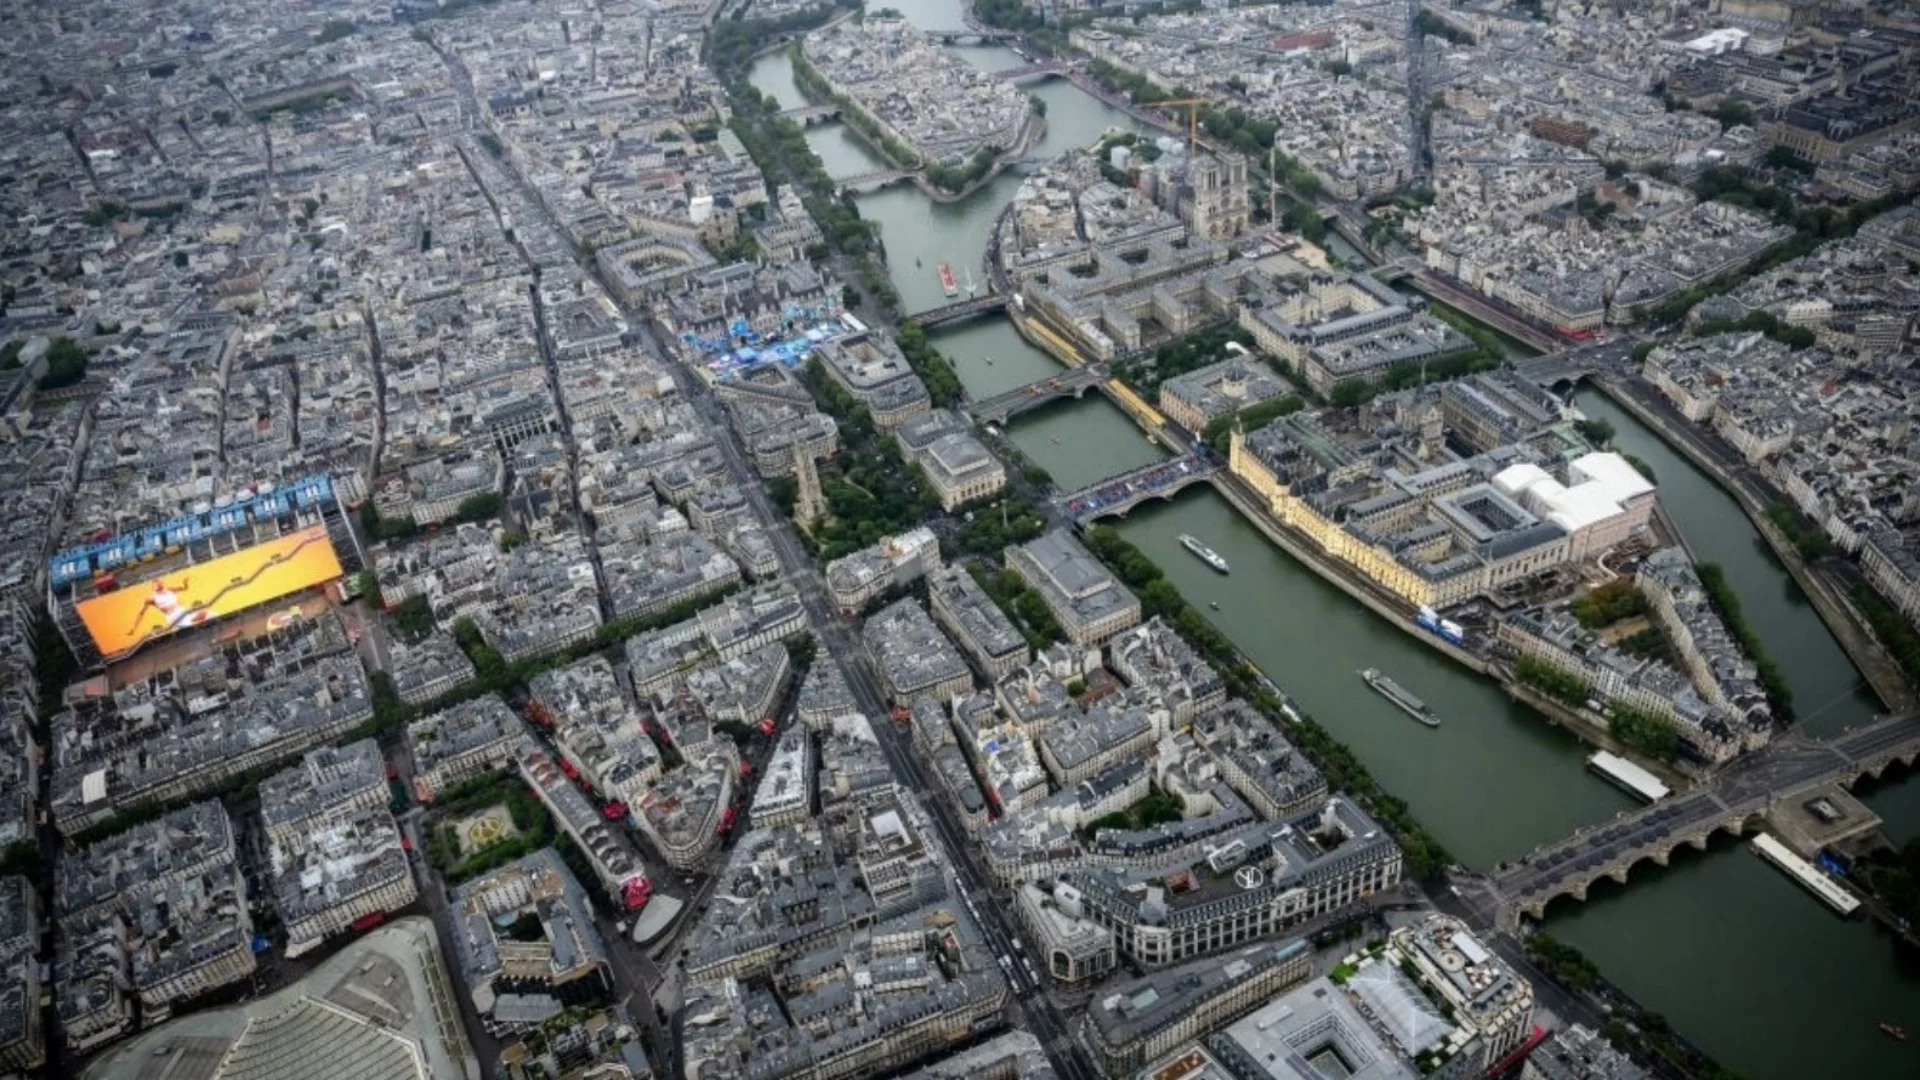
xmin=1 ymin=1 xmax=1918 ymax=1079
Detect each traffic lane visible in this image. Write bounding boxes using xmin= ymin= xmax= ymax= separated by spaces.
xmin=862 ymin=713 xmax=1099 ymax=1079
xmin=581 ymin=216 xmax=1096 ymax=1075
xmin=836 ymin=656 xmax=1094 ymax=1073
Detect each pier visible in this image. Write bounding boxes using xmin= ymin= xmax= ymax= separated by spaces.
xmin=1751 ymin=834 xmax=1860 ymax=916
xmin=1586 ymin=751 xmax=1671 ymax=804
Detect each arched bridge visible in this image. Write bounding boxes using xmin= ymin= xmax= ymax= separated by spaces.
xmin=1514 ymin=352 xmax=1599 ymax=387
xmin=834 ymin=169 xmax=917 ymax=194
xmin=1492 ymin=715 xmax=1920 ymax=927
xmin=994 ymin=63 xmax=1067 ymax=84
xmin=780 ymin=103 xmax=842 ymax=125
xmin=923 ymin=27 xmax=1021 ymax=43
xmin=1062 ymin=454 xmax=1217 ymax=523
xmin=913 ymin=293 xmax=1007 ymax=329
xmin=966 ymin=364 xmax=1109 ymax=424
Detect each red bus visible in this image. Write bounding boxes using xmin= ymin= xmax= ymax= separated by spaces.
xmin=621 ymin=877 xmax=653 ymax=912
xmin=350 ymin=911 xmax=388 ymax=933
xmin=602 ymin=800 xmax=628 ymax=821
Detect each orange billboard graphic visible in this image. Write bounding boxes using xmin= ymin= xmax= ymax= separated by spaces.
xmin=76 ymin=525 xmax=343 ymax=657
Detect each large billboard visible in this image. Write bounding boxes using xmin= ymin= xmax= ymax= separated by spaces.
xmin=75 ymin=525 xmax=343 ymax=657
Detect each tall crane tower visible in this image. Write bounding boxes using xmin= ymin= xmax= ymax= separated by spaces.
xmin=1153 ymin=98 xmax=1211 ymax=158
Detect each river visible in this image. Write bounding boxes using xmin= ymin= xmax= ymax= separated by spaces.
xmin=746 ymin=3 xmax=1920 ymax=1075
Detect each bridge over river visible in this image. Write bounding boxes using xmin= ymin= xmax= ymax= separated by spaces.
xmin=965 ymin=363 xmax=1108 ymax=424
xmin=1060 ymin=454 xmax=1217 ymax=524
xmin=834 ymin=168 xmax=918 ymax=194
xmin=1491 ymin=715 xmax=1920 ymax=927
xmin=778 ymin=103 xmax=841 ymax=124
xmin=912 ymin=293 xmax=1007 ymax=329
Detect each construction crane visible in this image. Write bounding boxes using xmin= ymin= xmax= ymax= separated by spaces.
xmin=1151 ymin=98 xmax=1210 ymax=158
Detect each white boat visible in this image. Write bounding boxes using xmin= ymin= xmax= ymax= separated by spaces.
xmin=1179 ymin=534 xmax=1229 ymax=573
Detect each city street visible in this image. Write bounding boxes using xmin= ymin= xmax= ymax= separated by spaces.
xmin=433 ymin=35 xmax=1104 ymax=1076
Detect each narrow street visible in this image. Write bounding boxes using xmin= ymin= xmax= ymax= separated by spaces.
xmin=434 ymin=35 xmax=1101 ymax=1073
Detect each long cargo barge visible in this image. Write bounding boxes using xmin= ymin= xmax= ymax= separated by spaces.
xmin=1360 ymin=668 xmax=1440 ymax=728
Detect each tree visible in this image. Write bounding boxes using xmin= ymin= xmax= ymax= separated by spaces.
xmin=455 ymin=491 xmax=503 ymax=522
xmin=1710 ymin=101 xmax=1754 ymax=131
xmin=315 ymin=18 xmax=358 ymax=44
xmin=1763 ymin=145 xmax=1813 ymax=175
xmin=38 ymin=336 xmax=90 ymax=389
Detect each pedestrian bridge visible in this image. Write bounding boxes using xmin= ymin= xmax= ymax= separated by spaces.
xmin=1491 ymin=716 xmax=1920 ymax=928
xmin=965 ymin=364 xmax=1109 ymax=425
xmin=1062 ymin=454 xmax=1216 ymax=523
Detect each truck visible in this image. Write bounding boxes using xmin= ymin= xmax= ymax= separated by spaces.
xmin=1415 ymin=606 xmax=1467 ymax=646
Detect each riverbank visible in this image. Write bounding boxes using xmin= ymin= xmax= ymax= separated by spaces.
xmin=1080 ymin=525 xmax=1455 ymax=879
xmin=914 ymin=111 xmax=1045 ymax=204
xmin=1590 ymin=377 xmax=1914 ymax=714
xmin=1204 ymin=471 xmax=1719 ymax=787
xmin=789 ymin=34 xmax=1042 ymax=207
xmin=1207 ymin=475 xmax=1491 ymax=676
xmin=744 ymin=11 xmax=1920 ymax=1074
xmin=744 ymin=6 xmax=858 ymax=61
xmin=1504 ymin=683 xmax=1697 ymax=792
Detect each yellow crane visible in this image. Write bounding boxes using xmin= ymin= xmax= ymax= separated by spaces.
xmin=1150 ymin=97 xmax=1210 ymax=158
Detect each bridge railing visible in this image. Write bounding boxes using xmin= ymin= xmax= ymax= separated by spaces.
xmin=1060 ymin=454 xmax=1213 ymax=519
xmin=966 ymin=367 xmax=1106 ymax=418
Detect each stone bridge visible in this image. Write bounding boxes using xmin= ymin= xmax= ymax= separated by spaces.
xmin=1491 ymin=715 xmax=1920 ymax=928
xmin=912 ymin=293 xmax=1007 ymax=329
xmin=834 ymin=169 xmax=917 ymax=194
xmin=993 ymin=63 xmax=1067 ymax=84
xmin=1514 ymin=352 xmax=1601 ymax=387
xmin=923 ymin=27 xmax=1021 ymax=43
xmin=966 ymin=363 xmax=1109 ymax=424
xmin=779 ymin=103 xmax=842 ymax=125
xmin=1062 ymin=454 xmax=1217 ymax=523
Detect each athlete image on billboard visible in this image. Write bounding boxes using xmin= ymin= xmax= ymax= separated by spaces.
xmin=76 ymin=524 xmax=345 ymax=657
xmin=127 ymin=577 xmax=216 ymax=637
